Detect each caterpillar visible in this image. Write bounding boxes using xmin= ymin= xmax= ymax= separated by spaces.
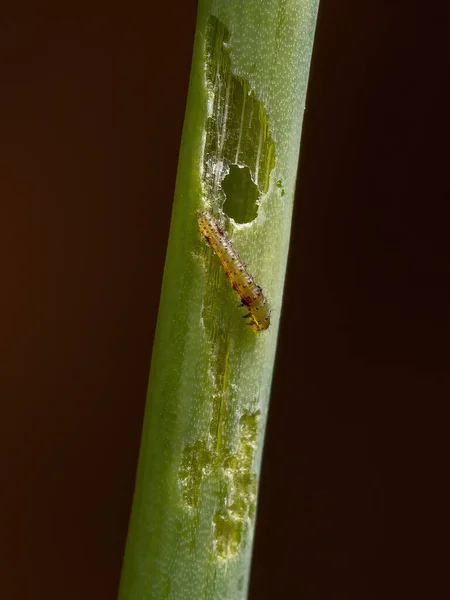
xmin=197 ymin=210 xmax=271 ymax=331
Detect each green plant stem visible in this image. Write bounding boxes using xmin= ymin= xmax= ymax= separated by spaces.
xmin=118 ymin=1 xmax=319 ymax=598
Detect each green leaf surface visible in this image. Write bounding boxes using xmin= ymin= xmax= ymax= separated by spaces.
xmin=119 ymin=1 xmax=319 ymax=598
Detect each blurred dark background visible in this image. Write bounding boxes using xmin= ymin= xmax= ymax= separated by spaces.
xmin=1 ymin=2 xmax=449 ymax=598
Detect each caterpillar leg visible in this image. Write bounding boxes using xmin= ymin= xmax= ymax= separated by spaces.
xmin=242 ymin=313 xmax=252 ymax=319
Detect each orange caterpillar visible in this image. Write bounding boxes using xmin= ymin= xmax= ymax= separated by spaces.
xmin=197 ymin=210 xmax=271 ymax=331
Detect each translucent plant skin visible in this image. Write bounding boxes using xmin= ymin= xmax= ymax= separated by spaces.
xmin=118 ymin=1 xmax=319 ymax=599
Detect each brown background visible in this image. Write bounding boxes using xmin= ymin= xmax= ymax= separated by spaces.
xmin=1 ymin=2 xmax=449 ymax=599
